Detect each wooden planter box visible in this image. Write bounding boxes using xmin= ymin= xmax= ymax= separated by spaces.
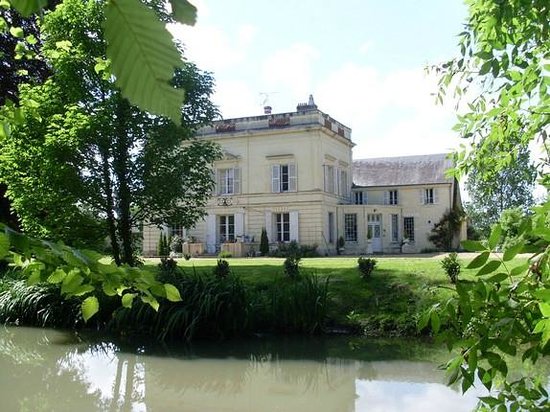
xmin=183 ymin=242 xmax=204 ymax=256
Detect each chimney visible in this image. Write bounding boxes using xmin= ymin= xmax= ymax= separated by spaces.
xmin=264 ymin=105 xmax=272 ymax=115
xmin=296 ymin=94 xmax=318 ymax=112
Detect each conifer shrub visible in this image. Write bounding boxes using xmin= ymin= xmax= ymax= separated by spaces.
xmin=358 ymin=257 xmax=377 ymax=279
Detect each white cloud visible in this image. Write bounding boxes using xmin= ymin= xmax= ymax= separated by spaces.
xmin=261 ymin=43 xmax=320 ymax=105
xmin=212 ymin=80 xmax=260 ymax=118
xmin=168 ymin=22 xmax=258 ymax=73
xmin=315 ymin=64 xmax=459 ymax=159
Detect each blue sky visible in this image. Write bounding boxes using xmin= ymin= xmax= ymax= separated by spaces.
xmin=170 ymin=1 xmax=468 ymax=159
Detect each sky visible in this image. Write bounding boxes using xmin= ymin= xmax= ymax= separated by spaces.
xmin=169 ymin=1 xmax=469 ymax=160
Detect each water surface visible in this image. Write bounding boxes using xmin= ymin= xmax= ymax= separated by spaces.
xmin=0 ymin=327 xmax=486 ymax=411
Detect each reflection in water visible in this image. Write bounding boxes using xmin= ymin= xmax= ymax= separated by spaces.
xmin=0 ymin=327 xmax=487 ymax=412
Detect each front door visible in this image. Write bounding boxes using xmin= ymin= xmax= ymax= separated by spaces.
xmin=367 ymin=214 xmax=382 ymax=253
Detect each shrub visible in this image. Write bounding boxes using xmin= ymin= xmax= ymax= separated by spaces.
xmin=170 ymin=235 xmax=183 ymax=253
xmin=158 ymin=257 xmax=179 ymax=277
xmin=260 ymin=227 xmax=269 ymax=256
xmin=337 ymin=236 xmax=345 ymax=255
xmin=271 ymin=241 xmax=319 ymax=258
xmin=0 ymin=278 xmax=81 ymax=328
xmin=358 ymin=257 xmax=377 ymax=279
xmin=250 ymin=274 xmax=329 ymax=334
xmin=112 ymin=272 xmax=250 ymax=340
xmin=441 ymin=252 xmax=461 ymax=284
xmin=157 ymin=233 xmax=170 ymax=257
xmin=218 ymin=250 xmax=232 ymax=259
xmin=213 ymin=259 xmax=230 ymax=278
xmin=283 ymin=256 xmax=301 ymax=278
xmin=183 ymin=253 xmax=191 ymax=261
xmin=428 ymin=210 xmax=465 ymax=251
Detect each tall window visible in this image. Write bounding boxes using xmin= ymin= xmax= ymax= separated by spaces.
xmin=218 ymin=168 xmax=240 ymax=195
xmin=328 ymin=212 xmax=335 ymax=243
xmin=171 ymin=225 xmax=185 ymax=238
xmin=424 ymin=188 xmax=435 ymax=204
xmin=272 ymin=164 xmax=296 ymax=193
xmin=219 ymin=215 xmax=235 ymax=242
xmin=391 ymin=214 xmax=399 ymax=242
xmin=338 ymin=169 xmax=349 ymax=198
xmin=388 ymin=190 xmax=398 ymax=205
xmin=354 ymin=191 xmax=364 ymax=205
xmin=324 ymin=165 xmax=335 ymax=193
xmin=275 ymin=213 xmax=290 ymax=242
xmin=404 ymin=217 xmax=415 ymax=241
xmin=344 ymin=214 xmax=357 ymax=241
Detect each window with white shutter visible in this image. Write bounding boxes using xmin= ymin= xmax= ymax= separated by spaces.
xmin=272 ymin=164 xmax=296 ymax=193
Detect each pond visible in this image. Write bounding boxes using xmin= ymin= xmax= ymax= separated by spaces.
xmin=0 ymin=327 xmax=488 ymax=412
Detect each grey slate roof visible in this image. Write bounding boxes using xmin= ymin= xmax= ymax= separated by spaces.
xmin=353 ymin=153 xmax=453 ymax=188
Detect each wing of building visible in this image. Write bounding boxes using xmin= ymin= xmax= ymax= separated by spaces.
xmin=142 ymin=96 xmax=466 ymax=257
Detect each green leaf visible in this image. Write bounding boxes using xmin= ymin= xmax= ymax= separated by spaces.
xmin=539 ymin=302 xmax=550 ymax=318
xmin=47 ymin=268 xmax=67 ymax=284
xmin=9 ymin=26 xmax=23 ymax=38
xmin=71 ymin=284 xmax=95 ymax=297
xmin=488 ymin=224 xmax=502 ymax=250
xmin=461 ymin=240 xmax=486 ymax=252
xmin=510 ymin=263 xmax=529 ymax=276
xmin=121 ymin=292 xmax=136 ymax=308
xmin=104 ymin=0 xmax=185 ymax=123
xmin=487 ymin=272 xmax=508 ymax=283
xmin=81 ymin=296 xmax=99 ymax=322
xmin=61 ymin=270 xmax=83 ymax=295
xmin=467 ymin=251 xmax=490 ymax=269
xmin=0 ymin=231 xmax=9 ymax=258
xmin=141 ymin=295 xmax=160 ymax=311
xmin=164 ymin=283 xmax=182 ymax=302
xmin=430 ymin=310 xmax=441 ymax=334
xmin=479 ymin=60 xmax=492 ymax=75
xmin=503 ymin=242 xmax=523 ymax=261
xmin=170 ymin=0 xmax=197 ymax=25
xmin=533 ymin=289 xmax=550 ymax=302
xmin=477 ymin=260 xmax=501 ymax=276
xmin=102 ymin=282 xmax=117 ymax=297
xmin=8 ymin=0 xmax=47 ymax=17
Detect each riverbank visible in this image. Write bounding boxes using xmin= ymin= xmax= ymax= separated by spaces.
xmin=0 ymin=254 xmax=528 ymax=339
xmin=143 ymin=254 xmax=521 ymax=337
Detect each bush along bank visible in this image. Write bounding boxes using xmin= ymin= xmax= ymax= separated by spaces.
xmin=0 ymin=260 xmax=330 ymax=341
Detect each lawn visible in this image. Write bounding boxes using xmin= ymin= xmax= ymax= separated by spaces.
xmin=144 ymin=253 xmax=529 ymax=337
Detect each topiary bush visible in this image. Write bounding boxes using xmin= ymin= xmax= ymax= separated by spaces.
xmin=260 ymin=227 xmax=269 ymax=256
xmin=283 ymin=256 xmax=301 ymax=278
xmin=358 ymin=257 xmax=377 ymax=279
xmin=440 ymin=252 xmax=461 ymax=284
xmin=213 ymin=259 xmax=230 ymax=278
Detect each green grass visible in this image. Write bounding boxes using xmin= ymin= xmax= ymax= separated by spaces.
xmin=144 ymin=254 xmax=528 ymax=337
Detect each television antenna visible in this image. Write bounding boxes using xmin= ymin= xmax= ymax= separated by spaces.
xmin=258 ymin=91 xmax=279 ymax=107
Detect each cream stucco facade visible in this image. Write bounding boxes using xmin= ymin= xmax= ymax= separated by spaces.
xmin=142 ymin=98 xmax=465 ymax=257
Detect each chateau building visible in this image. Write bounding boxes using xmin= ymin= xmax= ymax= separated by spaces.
xmin=142 ymin=96 xmax=466 ymax=256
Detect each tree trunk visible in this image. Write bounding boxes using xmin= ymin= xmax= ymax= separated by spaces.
xmin=100 ymin=147 xmax=121 ymax=266
xmin=113 ymin=98 xmax=135 ymax=266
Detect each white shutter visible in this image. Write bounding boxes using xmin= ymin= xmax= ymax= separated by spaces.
xmin=206 ymin=214 xmax=216 ymax=254
xmin=333 ymin=167 xmax=338 ymax=194
xmin=234 ymin=167 xmax=241 ymax=194
xmin=419 ymin=189 xmax=425 ymax=205
xmin=323 ymin=165 xmax=328 ymax=192
xmin=289 ymin=164 xmax=297 ymax=192
xmin=271 ymin=165 xmax=280 ymax=193
xmin=235 ymin=212 xmax=244 ymax=239
xmin=215 ymin=169 xmax=220 ymax=195
xmin=434 ymin=188 xmax=439 ymax=204
xmin=265 ymin=211 xmax=273 ymax=242
xmin=289 ymin=211 xmax=299 ymax=242
xmin=383 ymin=191 xmax=389 ymax=205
